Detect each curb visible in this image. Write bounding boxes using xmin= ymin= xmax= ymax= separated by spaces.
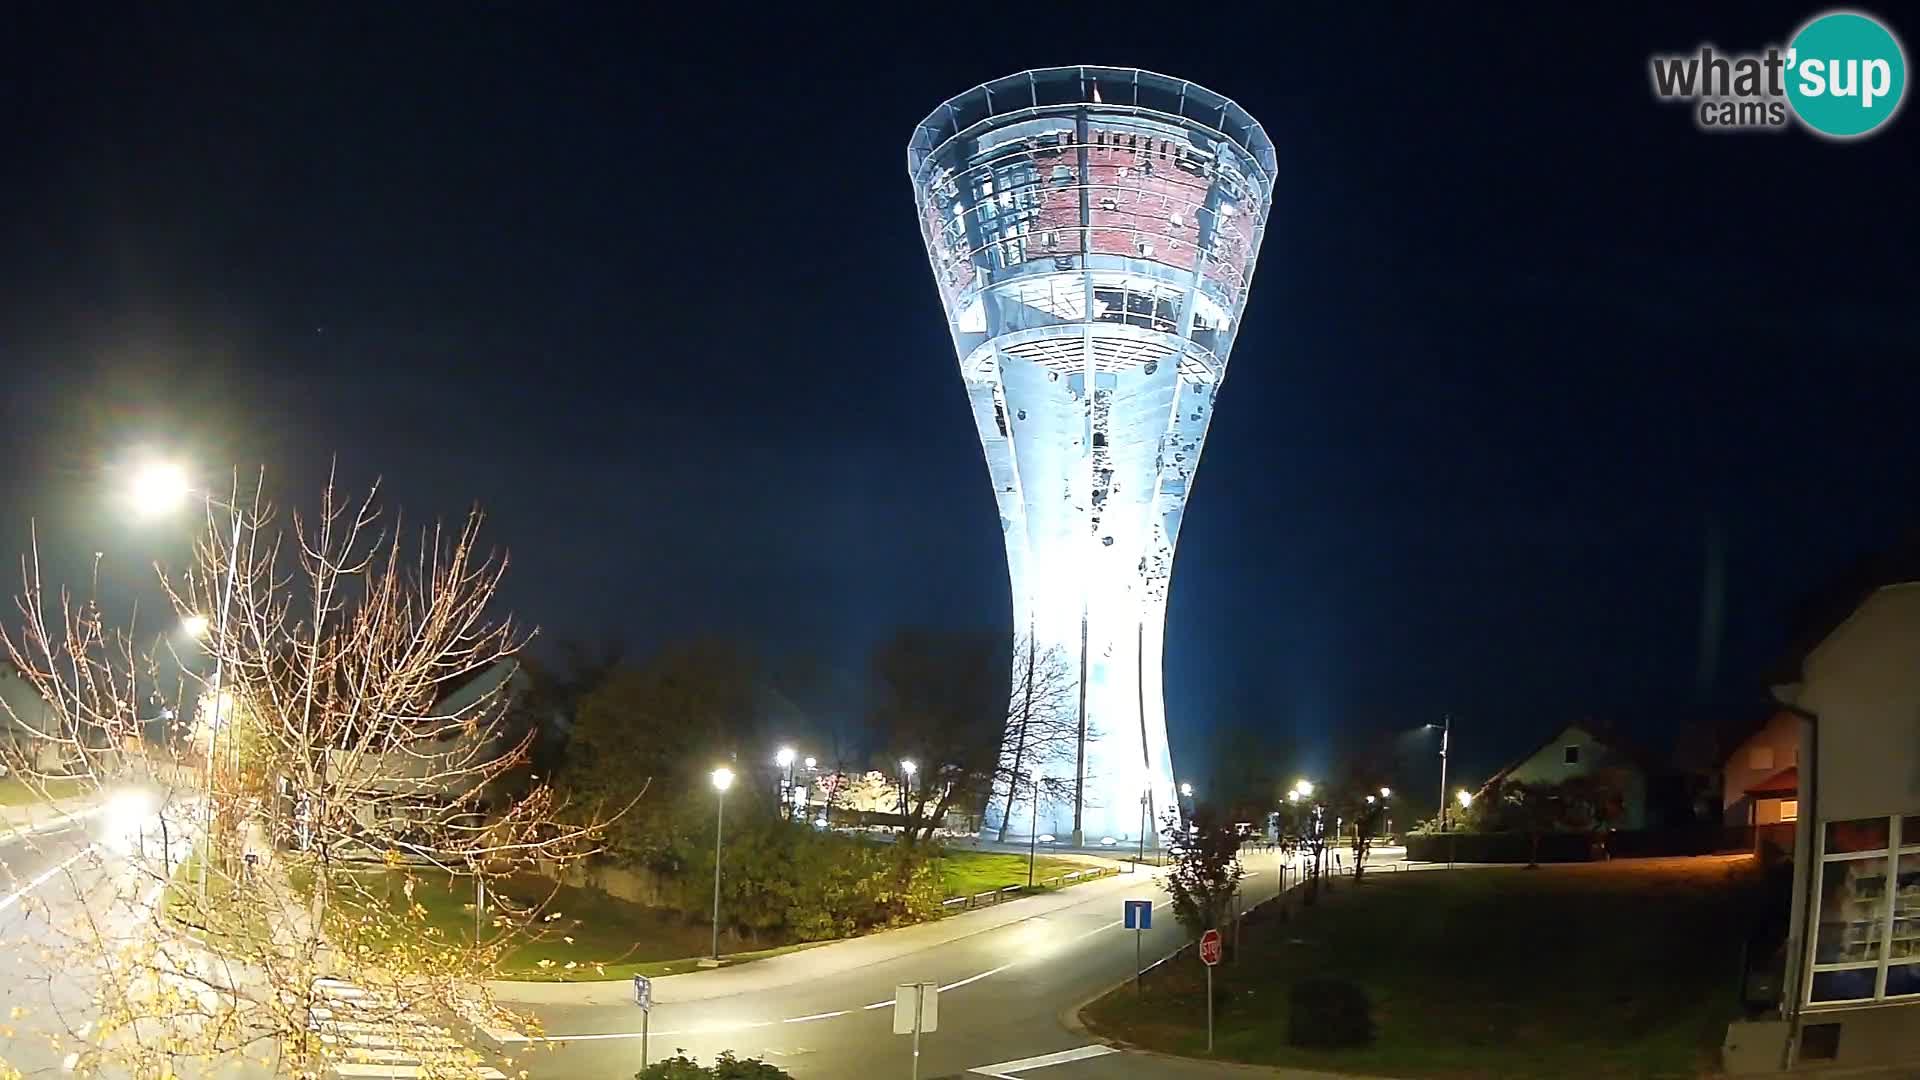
xmin=487 ymin=864 xmax=1150 ymax=999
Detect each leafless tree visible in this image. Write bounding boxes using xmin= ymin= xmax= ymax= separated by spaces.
xmin=0 ymin=473 xmax=616 ymax=1077
xmin=992 ymin=636 xmax=1078 ymax=841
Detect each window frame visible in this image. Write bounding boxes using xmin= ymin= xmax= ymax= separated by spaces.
xmin=1806 ymin=814 xmax=1920 ymax=1007
xmin=1563 ymin=744 xmax=1580 ymax=766
xmin=1780 ymin=799 xmax=1799 ymax=822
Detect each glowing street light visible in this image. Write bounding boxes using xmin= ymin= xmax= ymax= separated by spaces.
xmin=1379 ymin=787 xmax=1392 ymax=799
xmin=774 ymin=746 xmax=798 ymax=821
xmin=121 ymin=457 xmax=245 ymax=904
xmin=1293 ymin=779 xmax=1314 ymax=797
xmin=897 ymin=759 xmax=918 ymax=830
xmin=1456 ymin=788 xmax=1474 ymax=809
xmin=803 ymin=756 xmax=816 ymax=770
xmin=180 ymin=614 xmax=210 ymax=639
xmin=709 ymin=767 xmax=733 ymax=961
xmin=130 ymin=461 xmax=190 ymax=518
xmin=1179 ymin=782 xmax=1193 ymax=798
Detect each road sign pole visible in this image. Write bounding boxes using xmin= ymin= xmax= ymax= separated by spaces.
xmin=1206 ymin=964 xmax=1214 ymax=1053
xmin=634 ymin=974 xmax=653 ymax=1071
xmin=1134 ymin=927 xmax=1142 ymax=993
xmin=911 ymin=984 xmax=923 ymax=1080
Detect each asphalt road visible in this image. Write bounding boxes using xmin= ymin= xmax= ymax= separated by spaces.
xmin=0 ymin=811 xmax=134 ymax=1077
xmin=503 ymin=850 xmax=1335 ymax=1080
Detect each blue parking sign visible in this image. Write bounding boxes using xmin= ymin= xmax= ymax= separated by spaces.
xmin=1123 ymin=898 xmax=1152 ymax=930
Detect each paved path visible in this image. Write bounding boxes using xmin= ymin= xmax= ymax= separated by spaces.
xmin=485 ymin=849 xmax=1420 ymax=1078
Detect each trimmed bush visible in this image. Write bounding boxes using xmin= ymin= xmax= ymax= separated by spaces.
xmin=1287 ymin=976 xmax=1373 ymax=1048
xmin=637 ymin=1051 xmax=793 ymax=1078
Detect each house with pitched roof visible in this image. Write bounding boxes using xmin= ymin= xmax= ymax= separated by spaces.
xmin=1479 ymin=719 xmax=1655 ymax=829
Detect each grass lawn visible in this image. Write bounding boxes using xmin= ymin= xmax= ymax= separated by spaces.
xmin=937 ymin=849 xmax=1098 ymax=898
xmin=343 ymin=870 xmax=830 ymax=981
xmin=1084 ymin=857 xmax=1768 ymax=1079
xmin=163 ymin=842 xmax=280 ymax=952
xmin=0 ymin=775 xmax=90 ymax=806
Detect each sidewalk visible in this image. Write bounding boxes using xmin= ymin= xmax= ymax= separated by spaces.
xmin=0 ymin=793 xmax=108 ymax=836
xmin=487 ymin=856 xmax=1156 ymax=1007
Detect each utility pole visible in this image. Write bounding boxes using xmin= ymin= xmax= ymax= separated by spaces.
xmin=1437 ymin=713 xmax=1451 ymax=831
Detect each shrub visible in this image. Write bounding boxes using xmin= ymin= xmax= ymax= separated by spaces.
xmin=659 ymin=816 xmax=945 ymax=941
xmin=637 ymin=1051 xmax=793 ymax=1079
xmin=1287 ymin=977 xmax=1373 ymax=1048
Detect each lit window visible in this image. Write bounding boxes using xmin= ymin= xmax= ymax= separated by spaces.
xmin=1564 ymin=745 xmax=1580 ymax=765
xmin=1807 ymin=815 xmax=1920 ymax=1004
xmin=1780 ymin=800 xmax=1798 ymax=822
xmin=1750 ymin=747 xmax=1775 ymax=771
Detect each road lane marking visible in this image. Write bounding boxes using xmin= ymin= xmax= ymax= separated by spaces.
xmin=523 ymin=888 xmax=1188 ymax=1043
xmin=0 ymin=843 xmax=98 ymax=912
xmin=970 ymin=1044 xmax=1117 ymax=1074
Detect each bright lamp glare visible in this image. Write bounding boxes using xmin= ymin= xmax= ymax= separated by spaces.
xmin=1293 ymin=779 xmax=1313 ymax=797
xmin=131 ymin=462 xmax=190 ymax=518
xmin=803 ymin=757 xmax=816 ymax=770
xmin=180 ymin=614 xmax=210 ymax=639
xmin=1456 ymin=789 xmax=1473 ymax=808
xmin=775 ymin=747 xmax=795 ymax=768
xmin=1380 ymin=787 xmax=1392 ymax=799
xmin=711 ymin=767 xmax=734 ymax=792
xmin=103 ymin=789 xmax=158 ymax=854
xmin=899 ymin=759 xmax=916 ymax=776
xmin=1179 ymin=783 xmax=1193 ymax=797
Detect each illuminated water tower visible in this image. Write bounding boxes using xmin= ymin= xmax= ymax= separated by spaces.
xmin=907 ymin=68 xmax=1275 ymax=845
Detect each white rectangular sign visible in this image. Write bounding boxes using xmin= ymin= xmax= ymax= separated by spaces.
xmin=892 ymin=982 xmax=938 ymax=1034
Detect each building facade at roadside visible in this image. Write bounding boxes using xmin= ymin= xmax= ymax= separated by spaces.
xmin=1722 ymin=709 xmax=1802 ymax=828
xmin=907 ymin=67 xmax=1275 ymax=845
xmin=1736 ymin=549 xmax=1920 ymax=1073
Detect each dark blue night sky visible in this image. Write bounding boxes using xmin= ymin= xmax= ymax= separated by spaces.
xmin=1 ymin=5 xmax=1915 ymax=791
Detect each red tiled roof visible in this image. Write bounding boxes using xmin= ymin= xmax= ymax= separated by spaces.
xmin=1746 ymin=766 xmax=1798 ymax=798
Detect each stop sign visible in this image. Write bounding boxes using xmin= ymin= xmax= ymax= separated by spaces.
xmin=1199 ymin=928 xmax=1223 ymax=966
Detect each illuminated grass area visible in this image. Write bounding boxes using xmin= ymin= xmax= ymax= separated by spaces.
xmin=0 ymin=776 xmax=89 ymax=806
xmin=1084 ymin=857 xmax=1768 ymax=1079
xmin=938 ymin=849 xmax=1099 ymax=898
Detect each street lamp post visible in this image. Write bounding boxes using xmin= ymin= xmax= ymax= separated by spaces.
xmin=709 ymin=767 xmax=733 ymax=961
xmin=775 ymin=746 xmax=796 ymax=821
xmin=1136 ymin=787 xmax=1148 ymax=872
xmin=1434 ymin=715 xmax=1452 ymax=831
xmin=899 ymin=758 xmax=916 ymax=837
xmin=134 ymin=464 xmax=246 ymax=906
xmin=1028 ymin=769 xmax=1041 ymax=888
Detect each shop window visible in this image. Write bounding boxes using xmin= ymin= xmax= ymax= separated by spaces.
xmin=1807 ymin=816 xmax=1920 ymax=1004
